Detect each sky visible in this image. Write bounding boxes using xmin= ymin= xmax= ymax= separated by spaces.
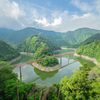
xmin=0 ymin=0 xmax=100 ymax=32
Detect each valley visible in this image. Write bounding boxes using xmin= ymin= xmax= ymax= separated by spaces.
xmin=0 ymin=27 xmax=100 ymax=100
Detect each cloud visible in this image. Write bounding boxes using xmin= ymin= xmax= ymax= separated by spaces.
xmin=35 ymin=17 xmax=62 ymax=27
xmin=94 ymin=0 xmax=100 ymax=13
xmin=0 ymin=0 xmax=100 ymax=32
xmin=71 ymin=0 xmax=93 ymax=12
xmin=35 ymin=18 xmax=50 ymax=27
xmin=51 ymin=17 xmax=62 ymax=26
xmin=0 ymin=0 xmax=25 ymax=29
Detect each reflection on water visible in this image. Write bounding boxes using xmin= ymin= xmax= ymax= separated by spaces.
xmin=34 ymin=68 xmax=58 ymax=81
xmin=13 ymin=49 xmax=96 ymax=86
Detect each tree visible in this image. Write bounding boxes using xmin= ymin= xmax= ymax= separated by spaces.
xmin=60 ymin=63 xmax=93 ymax=100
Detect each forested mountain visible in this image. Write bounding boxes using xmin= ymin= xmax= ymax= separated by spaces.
xmin=79 ymin=33 xmax=100 ymax=46
xmin=77 ymin=40 xmax=100 ymax=62
xmin=0 ymin=39 xmax=20 ymax=61
xmin=0 ymin=27 xmax=100 ymax=47
xmin=61 ymin=28 xmax=100 ymax=44
xmin=0 ymin=27 xmax=69 ymax=47
xmin=17 ymin=34 xmax=61 ymax=53
xmin=67 ymin=33 xmax=100 ymax=48
xmin=0 ymin=28 xmax=14 ymax=41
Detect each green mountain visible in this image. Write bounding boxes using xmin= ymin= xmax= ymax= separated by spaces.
xmin=66 ymin=33 xmax=100 ymax=48
xmin=0 ymin=27 xmax=69 ymax=47
xmin=0 ymin=28 xmax=14 ymax=40
xmin=61 ymin=28 xmax=100 ymax=44
xmin=0 ymin=39 xmax=20 ymax=61
xmin=79 ymin=33 xmax=100 ymax=46
xmin=17 ymin=34 xmax=61 ymax=53
xmin=0 ymin=27 xmax=100 ymax=47
xmin=77 ymin=40 xmax=100 ymax=62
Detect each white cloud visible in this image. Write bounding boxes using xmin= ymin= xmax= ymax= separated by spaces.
xmin=72 ymin=13 xmax=91 ymax=20
xmin=71 ymin=0 xmax=93 ymax=12
xmin=35 ymin=17 xmax=62 ymax=27
xmin=94 ymin=0 xmax=100 ymax=13
xmin=0 ymin=0 xmax=25 ymax=29
xmin=0 ymin=0 xmax=100 ymax=32
xmin=35 ymin=18 xmax=50 ymax=27
xmin=51 ymin=17 xmax=62 ymax=26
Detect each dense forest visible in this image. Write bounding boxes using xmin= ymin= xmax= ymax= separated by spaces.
xmin=0 ymin=40 xmax=20 ymax=61
xmin=17 ymin=34 xmax=61 ymax=53
xmin=0 ymin=28 xmax=69 ymax=47
xmin=0 ymin=27 xmax=100 ymax=48
xmin=66 ymin=33 xmax=100 ymax=48
xmin=0 ymin=61 xmax=100 ymax=100
xmin=77 ymin=40 xmax=100 ymax=62
xmin=33 ymin=46 xmax=59 ymax=67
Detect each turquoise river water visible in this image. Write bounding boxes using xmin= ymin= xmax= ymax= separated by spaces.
xmin=13 ymin=49 xmax=96 ymax=86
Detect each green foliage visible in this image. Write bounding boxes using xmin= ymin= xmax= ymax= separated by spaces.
xmin=60 ymin=63 xmax=100 ymax=100
xmin=0 ymin=61 xmax=18 ymax=100
xmin=77 ymin=40 xmax=100 ymax=62
xmin=0 ymin=39 xmax=20 ymax=61
xmin=61 ymin=28 xmax=100 ymax=44
xmin=39 ymin=56 xmax=59 ymax=67
xmin=0 ymin=61 xmax=33 ymax=100
xmin=1 ymin=61 xmax=100 ymax=100
xmin=33 ymin=46 xmax=53 ymax=60
xmin=17 ymin=34 xmax=61 ymax=53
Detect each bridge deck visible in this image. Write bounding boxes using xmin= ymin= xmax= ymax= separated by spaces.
xmin=12 ymin=51 xmax=78 ymax=68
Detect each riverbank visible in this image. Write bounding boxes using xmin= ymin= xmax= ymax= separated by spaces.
xmin=53 ymin=49 xmax=62 ymax=52
xmin=9 ymin=56 xmax=22 ymax=64
xmin=74 ymin=53 xmax=100 ymax=67
xmin=61 ymin=47 xmax=76 ymax=50
xmin=20 ymin=52 xmax=35 ymax=56
xmin=20 ymin=49 xmax=62 ymax=56
xmin=32 ymin=62 xmax=62 ymax=72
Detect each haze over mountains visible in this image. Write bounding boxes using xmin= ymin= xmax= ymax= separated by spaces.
xmin=0 ymin=27 xmax=100 ymax=48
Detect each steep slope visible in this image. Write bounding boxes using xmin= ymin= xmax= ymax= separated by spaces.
xmin=80 ymin=33 xmax=100 ymax=46
xmin=0 ymin=27 xmax=100 ymax=46
xmin=0 ymin=28 xmax=14 ymax=40
xmin=0 ymin=40 xmax=20 ymax=61
xmin=61 ymin=28 xmax=100 ymax=44
xmin=4 ymin=27 xmax=69 ymax=47
xmin=17 ymin=34 xmax=61 ymax=53
xmin=67 ymin=33 xmax=100 ymax=48
xmin=77 ymin=40 xmax=100 ymax=62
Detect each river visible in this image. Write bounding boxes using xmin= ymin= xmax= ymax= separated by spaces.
xmin=13 ymin=49 xmax=96 ymax=86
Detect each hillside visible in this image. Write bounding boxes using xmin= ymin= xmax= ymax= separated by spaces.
xmin=0 ymin=27 xmax=69 ymax=47
xmin=79 ymin=33 xmax=100 ymax=46
xmin=17 ymin=34 xmax=61 ymax=53
xmin=77 ymin=40 xmax=100 ymax=62
xmin=0 ymin=40 xmax=20 ymax=61
xmin=0 ymin=27 xmax=100 ymax=47
xmin=0 ymin=28 xmax=14 ymax=41
xmin=61 ymin=28 xmax=100 ymax=44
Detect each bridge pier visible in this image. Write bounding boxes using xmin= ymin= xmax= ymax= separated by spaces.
xmin=73 ymin=54 xmax=75 ymax=60
xmin=60 ymin=56 xmax=62 ymax=64
xmin=68 ymin=55 xmax=69 ymax=64
xmin=19 ymin=66 xmax=22 ymax=81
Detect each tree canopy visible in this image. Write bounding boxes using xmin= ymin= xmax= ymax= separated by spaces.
xmin=0 ymin=39 xmax=20 ymax=61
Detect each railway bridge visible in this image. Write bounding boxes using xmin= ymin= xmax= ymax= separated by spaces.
xmin=12 ymin=51 xmax=78 ymax=68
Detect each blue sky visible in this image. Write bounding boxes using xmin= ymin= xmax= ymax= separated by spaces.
xmin=0 ymin=0 xmax=100 ymax=32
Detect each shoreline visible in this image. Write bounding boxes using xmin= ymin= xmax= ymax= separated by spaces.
xmin=61 ymin=47 xmax=76 ymax=50
xmin=9 ymin=56 xmax=22 ymax=64
xmin=32 ymin=62 xmax=62 ymax=72
xmin=20 ymin=52 xmax=35 ymax=56
xmin=74 ymin=53 xmax=100 ymax=67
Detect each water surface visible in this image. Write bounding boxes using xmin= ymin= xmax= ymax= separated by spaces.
xmin=13 ymin=49 xmax=96 ymax=86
